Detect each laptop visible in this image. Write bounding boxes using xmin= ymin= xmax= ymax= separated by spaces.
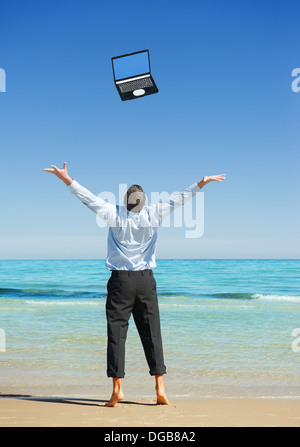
xmin=111 ymin=49 xmax=158 ymax=101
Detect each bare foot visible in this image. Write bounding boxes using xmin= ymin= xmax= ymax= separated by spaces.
xmin=105 ymin=377 xmax=124 ymax=407
xmin=155 ymin=374 xmax=169 ymax=405
xmin=156 ymin=385 xmax=169 ymax=405
xmin=156 ymin=391 xmax=169 ymax=405
xmin=105 ymin=389 xmax=124 ymax=407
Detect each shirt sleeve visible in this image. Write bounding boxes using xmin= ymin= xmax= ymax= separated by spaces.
xmin=68 ymin=180 xmax=117 ymax=227
xmin=149 ymin=182 xmax=201 ymax=226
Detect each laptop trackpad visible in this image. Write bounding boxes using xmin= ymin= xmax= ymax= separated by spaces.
xmin=133 ymin=89 xmax=145 ymax=97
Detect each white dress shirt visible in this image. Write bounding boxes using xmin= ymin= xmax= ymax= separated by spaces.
xmin=69 ymin=180 xmax=201 ymax=270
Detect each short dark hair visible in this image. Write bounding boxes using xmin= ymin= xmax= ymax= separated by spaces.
xmin=125 ymin=184 xmax=146 ymax=212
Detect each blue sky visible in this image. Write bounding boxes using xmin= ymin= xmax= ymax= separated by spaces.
xmin=0 ymin=0 xmax=299 ymax=259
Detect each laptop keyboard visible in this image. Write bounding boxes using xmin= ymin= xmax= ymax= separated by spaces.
xmin=118 ymin=77 xmax=154 ymax=93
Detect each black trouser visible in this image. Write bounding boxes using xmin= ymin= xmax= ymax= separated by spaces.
xmin=106 ymin=269 xmax=166 ymax=378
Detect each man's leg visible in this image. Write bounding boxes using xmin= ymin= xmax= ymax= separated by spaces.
xmin=133 ymin=271 xmax=168 ymax=404
xmin=105 ymin=271 xmax=135 ymax=405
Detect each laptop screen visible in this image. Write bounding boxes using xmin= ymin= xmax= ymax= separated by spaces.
xmin=112 ymin=51 xmax=150 ymax=81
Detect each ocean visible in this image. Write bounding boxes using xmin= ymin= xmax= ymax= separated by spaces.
xmin=1 ymin=259 xmax=300 ymax=399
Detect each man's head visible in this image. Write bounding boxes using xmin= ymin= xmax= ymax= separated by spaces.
xmin=124 ymin=184 xmax=146 ymax=213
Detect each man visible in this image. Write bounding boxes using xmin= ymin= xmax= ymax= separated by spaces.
xmin=44 ymin=162 xmax=226 ymax=406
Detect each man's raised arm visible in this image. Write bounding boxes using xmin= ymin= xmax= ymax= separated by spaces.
xmin=43 ymin=162 xmax=117 ymax=226
xmin=151 ymin=174 xmax=226 ymax=225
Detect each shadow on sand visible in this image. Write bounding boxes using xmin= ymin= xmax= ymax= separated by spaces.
xmin=0 ymin=394 xmax=157 ymax=407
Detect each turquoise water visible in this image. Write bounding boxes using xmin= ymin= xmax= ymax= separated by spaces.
xmin=1 ymin=259 xmax=300 ymax=398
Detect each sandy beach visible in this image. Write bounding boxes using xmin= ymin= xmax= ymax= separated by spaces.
xmin=1 ymin=395 xmax=300 ymax=427
xmin=2 ymin=260 xmax=300 ymax=429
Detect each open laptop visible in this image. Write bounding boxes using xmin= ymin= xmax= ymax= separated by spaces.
xmin=111 ymin=49 xmax=158 ymax=101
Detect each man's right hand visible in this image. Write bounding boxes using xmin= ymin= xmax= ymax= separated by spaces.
xmin=44 ymin=162 xmax=73 ymax=186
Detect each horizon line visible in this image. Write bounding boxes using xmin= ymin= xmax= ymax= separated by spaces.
xmin=0 ymin=258 xmax=299 ymax=261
